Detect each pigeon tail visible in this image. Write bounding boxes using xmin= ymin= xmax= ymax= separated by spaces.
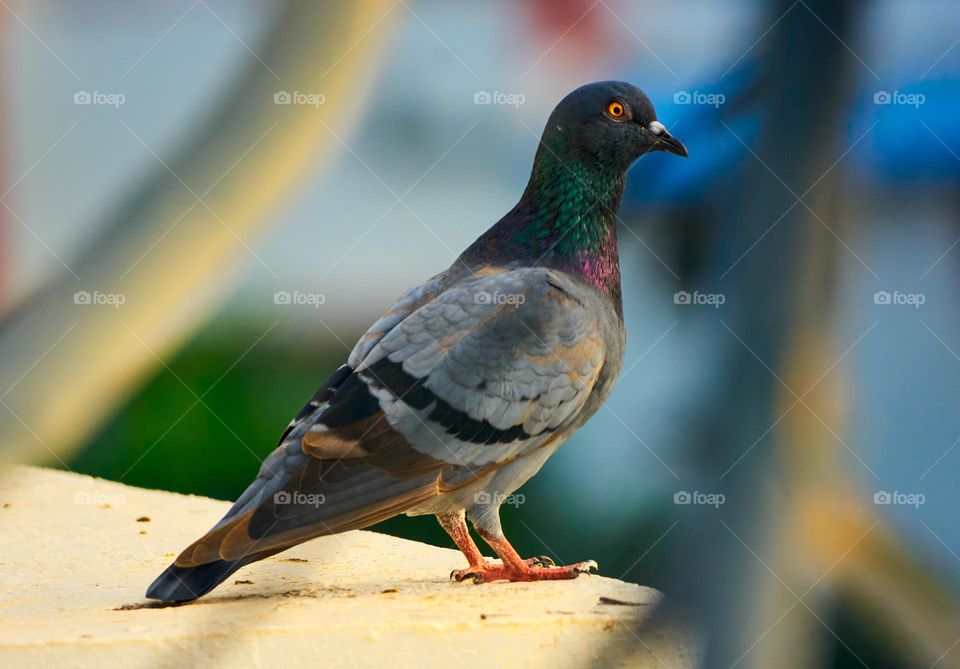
xmin=146 ymin=556 xmax=255 ymax=603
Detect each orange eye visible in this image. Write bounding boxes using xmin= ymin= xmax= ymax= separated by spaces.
xmin=607 ymin=101 xmax=625 ymax=118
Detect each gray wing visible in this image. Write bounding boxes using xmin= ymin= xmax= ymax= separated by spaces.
xmin=350 ymin=267 xmax=607 ymax=467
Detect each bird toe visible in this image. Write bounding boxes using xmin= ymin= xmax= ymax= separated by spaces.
xmin=573 ymin=559 xmax=599 ymax=575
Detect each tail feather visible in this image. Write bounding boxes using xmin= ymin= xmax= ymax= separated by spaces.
xmin=143 ymin=356 xmax=461 ymax=604
xmin=146 ymin=557 xmax=254 ymax=603
xmin=144 ymin=462 xmax=442 ymax=602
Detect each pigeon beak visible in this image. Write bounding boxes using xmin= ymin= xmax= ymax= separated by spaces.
xmin=647 ymin=121 xmax=688 ymax=157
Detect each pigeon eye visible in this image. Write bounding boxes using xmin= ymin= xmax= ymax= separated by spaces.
xmin=606 ymin=101 xmax=626 ymax=119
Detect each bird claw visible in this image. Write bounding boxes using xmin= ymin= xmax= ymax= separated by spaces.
xmin=451 ymin=567 xmax=488 ymax=584
xmin=573 ymin=559 xmax=599 ymax=575
xmin=525 ymin=555 xmax=555 ymax=568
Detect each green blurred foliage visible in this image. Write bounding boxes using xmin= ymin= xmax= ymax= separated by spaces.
xmin=69 ymin=322 xmax=343 ymax=501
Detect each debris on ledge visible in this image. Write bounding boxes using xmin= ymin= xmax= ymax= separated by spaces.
xmin=0 ymin=466 xmax=699 ymax=668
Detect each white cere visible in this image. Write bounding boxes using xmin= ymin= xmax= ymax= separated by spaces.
xmin=648 ymin=121 xmax=666 ymax=136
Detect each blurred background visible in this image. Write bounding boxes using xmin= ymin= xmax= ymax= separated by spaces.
xmin=1 ymin=1 xmax=959 ymax=667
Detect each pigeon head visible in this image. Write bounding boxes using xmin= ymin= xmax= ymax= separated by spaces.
xmin=540 ymin=81 xmax=687 ymax=169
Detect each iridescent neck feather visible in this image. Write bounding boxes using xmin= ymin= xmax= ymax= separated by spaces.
xmin=462 ymin=135 xmax=626 ymax=307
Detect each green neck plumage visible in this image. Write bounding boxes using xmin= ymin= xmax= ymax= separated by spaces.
xmin=512 ymin=140 xmax=625 ymax=258
xmin=502 ymin=137 xmax=625 ymax=303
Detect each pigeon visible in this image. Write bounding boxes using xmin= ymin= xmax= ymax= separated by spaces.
xmin=146 ymin=81 xmax=687 ymax=603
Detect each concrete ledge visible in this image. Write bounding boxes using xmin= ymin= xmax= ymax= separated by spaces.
xmin=0 ymin=466 xmax=698 ymax=668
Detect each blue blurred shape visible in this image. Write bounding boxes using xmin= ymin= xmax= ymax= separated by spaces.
xmin=851 ymin=78 xmax=960 ymax=183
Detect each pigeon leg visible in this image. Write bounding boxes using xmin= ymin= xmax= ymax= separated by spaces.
xmin=439 ymin=511 xmax=555 ymax=580
xmin=436 ymin=511 xmax=485 ymax=573
xmin=451 ymin=526 xmax=597 ymax=583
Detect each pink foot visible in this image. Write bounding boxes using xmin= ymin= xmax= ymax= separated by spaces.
xmin=451 ymin=557 xmax=598 ymax=583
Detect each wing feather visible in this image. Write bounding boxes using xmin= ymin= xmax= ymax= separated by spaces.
xmin=357 ymin=268 xmax=606 ymax=466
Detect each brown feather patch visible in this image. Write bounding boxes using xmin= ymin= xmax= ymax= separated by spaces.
xmin=302 ymin=410 xmax=447 ymax=478
xmin=176 ymin=473 xmax=444 ymax=565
